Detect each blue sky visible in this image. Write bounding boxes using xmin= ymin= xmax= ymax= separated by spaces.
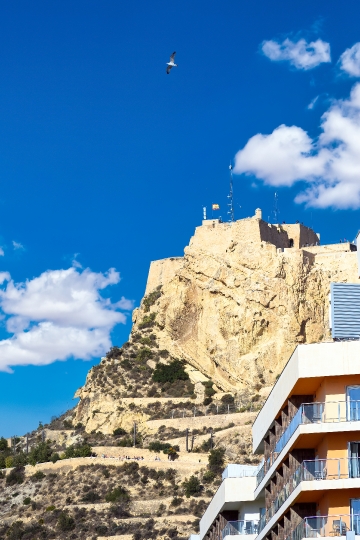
xmin=1 ymin=0 xmax=360 ymax=437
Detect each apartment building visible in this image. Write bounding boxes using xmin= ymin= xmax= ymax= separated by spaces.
xmin=198 ymin=464 xmax=265 ymax=540
xmin=254 ymin=340 xmax=360 ymax=540
xmin=192 ymin=340 xmax=360 ymax=540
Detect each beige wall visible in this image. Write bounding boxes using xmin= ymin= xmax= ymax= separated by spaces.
xmin=318 ymin=488 xmax=360 ymax=516
xmin=144 ymin=257 xmax=184 ymax=294
xmin=281 ymin=224 xmax=319 ymax=249
xmin=315 ymin=375 xmax=360 ymax=403
xmin=316 ymin=432 xmax=360 ymax=460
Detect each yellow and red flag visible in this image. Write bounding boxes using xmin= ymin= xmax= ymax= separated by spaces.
xmin=212 ymin=204 xmax=220 ymax=210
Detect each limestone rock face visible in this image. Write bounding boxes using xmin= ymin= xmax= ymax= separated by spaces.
xmin=134 ymin=216 xmax=359 ymax=391
xmin=75 ymin=213 xmax=359 ymax=432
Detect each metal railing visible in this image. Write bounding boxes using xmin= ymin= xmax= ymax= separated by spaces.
xmin=166 ymin=402 xmax=260 ymax=419
xmin=285 ymin=514 xmax=360 ymax=540
xmin=221 ymin=520 xmax=259 ymax=538
xmin=256 ymin=400 xmax=360 ymax=488
xmin=259 ymin=458 xmax=360 ymax=531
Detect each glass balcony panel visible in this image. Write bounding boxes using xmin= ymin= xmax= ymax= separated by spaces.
xmin=285 ymin=515 xmax=360 ymax=540
xmin=263 ymin=400 xmax=360 ymax=486
xmin=221 ymin=520 xmax=259 ymax=538
xmin=349 ymin=457 xmax=360 ymax=478
xmin=264 ymin=460 xmax=360 ymax=528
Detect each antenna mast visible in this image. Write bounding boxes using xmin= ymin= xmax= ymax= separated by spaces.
xmin=227 ymin=164 xmax=235 ymax=222
xmin=273 ymin=192 xmax=279 ymax=224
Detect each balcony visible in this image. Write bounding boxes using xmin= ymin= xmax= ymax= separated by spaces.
xmin=221 ymin=520 xmax=259 ymax=538
xmin=259 ymin=458 xmax=360 ymax=532
xmin=286 ymin=514 xmax=360 ymax=540
xmin=256 ymin=400 xmax=360 ymax=488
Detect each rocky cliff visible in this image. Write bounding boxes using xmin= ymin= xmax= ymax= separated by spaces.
xmin=74 ymin=210 xmax=359 ymax=434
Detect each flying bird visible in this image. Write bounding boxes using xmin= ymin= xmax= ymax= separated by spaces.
xmin=166 ymin=51 xmax=177 ymax=74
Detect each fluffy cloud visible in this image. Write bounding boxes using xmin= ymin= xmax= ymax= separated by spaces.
xmin=0 ymin=267 xmax=133 ymax=372
xmin=261 ymin=38 xmax=331 ymax=70
xmin=234 ymin=83 xmax=360 ymax=209
xmin=339 ymin=43 xmax=360 ymax=77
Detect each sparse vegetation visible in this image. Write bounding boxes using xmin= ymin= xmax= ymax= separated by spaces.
xmin=183 ymin=475 xmax=202 ymax=497
xmin=142 ymin=285 xmax=162 ymax=312
xmin=208 ymin=447 xmax=226 ymax=475
xmin=153 ymin=359 xmax=189 ymax=384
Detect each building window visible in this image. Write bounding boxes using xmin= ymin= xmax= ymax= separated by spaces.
xmin=350 ymin=499 xmax=360 ymax=533
xmin=349 ymin=442 xmax=360 ymax=478
xmin=347 ymin=386 xmax=360 ymax=421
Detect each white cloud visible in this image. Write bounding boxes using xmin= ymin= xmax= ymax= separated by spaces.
xmin=0 ymin=267 xmax=133 ymax=372
xmin=307 ymin=95 xmax=319 ymax=110
xmin=339 ymin=43 xmax=360 ymax=77
xmin=261 ymin=38 xmax=331 ymax=70
xmin=234 ymin=83 xmax=360 ymax=209
xmin=12 ymin=241 xmax=24 ymax=251
xmin=0 ymin=247 xmax=4 ymax=256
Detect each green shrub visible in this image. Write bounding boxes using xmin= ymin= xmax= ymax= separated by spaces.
xmin=148 ymin=441 xmax=170 ymax=453
xmin=46 ymin=505 xmax=56 ymax=511
xmin=6 ymin=466 xmax=25 ymax=485
xmin=202 ymin=381 xmax=216 ymax=398
xmin=82 ymin=491 xmax=100 ymax=502
xmin=139 ymin=312 xmax=157 ymax=329
xmin=5 ymin=456 xmax=14 ymax=468
xmin=51 ymin=452 xmax=60 ymax=463
xmin=221 ymin=394 xmax=235 ymax=404
xmin=27 ymin=442 xmax=53 ymax=466
xmin=118 ymin=437 xmax=134 ymax=447
xmin=136 ymin=347 xmax=153 ymax=362
xmin=202 ymin=470 xmax=215 ymax=483
xmin=64 ymin=443 xmax=92 ymax=458
xmin=113 ymin=427 xmax=127 ymax=437
xmin=106 ymin=346 xmax=122 ymax=359
xmin=142 ymin=286 xmax=162 ymax=312
xmin=95 ymin=525 xmax=108 ymax=535
xmin=57 ymin=512 xmax=75 ymax=532
xmin=208 ymin=447 xmax=225 ymax=475
xmin=31 ymin=470 xmax=46 ymax=481
xmin=23 ymin=497 xmax=31 ymax=505
xmin=105 ymin=486 xmax=130 ymax=503
xmin=140 ymin=336 xmax=153 ymax=346
xmin=183 ymin=475 xmax=202 ymax=497
xmin=171 ymin=496 xmax=184 ymax=507
xmin=0 ymin=437 xmax=8 ymax=451
xmin=203 ymin=397 xmax=212 ymax=406
xmin=152 ymin=359 xmax=189 ymax=384
xmin=13 ymin=452 xmax=28 ymax=467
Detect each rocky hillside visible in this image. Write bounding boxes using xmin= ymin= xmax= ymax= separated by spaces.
xmin=1 ymin=213 xmax=359 ymax=540
xmin=75 ymin=213 xmax=359 ymax=434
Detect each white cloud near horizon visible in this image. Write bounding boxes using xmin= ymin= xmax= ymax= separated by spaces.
xmin=0 ymin=267 xmax=133 ymax=372
xmin=339 ymin=43 xmax=360 ymax=77
xmin=234 ymin=82 xmax=360 ymax=209
xmin=261 ymin=38 xmax=331 ymax=70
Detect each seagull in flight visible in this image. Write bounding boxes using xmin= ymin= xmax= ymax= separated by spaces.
xmin=166 ymin=52 xmax=177 ymax=74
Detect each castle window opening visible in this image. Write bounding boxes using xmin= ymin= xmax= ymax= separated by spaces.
xmin=289 ymin=239 xmax=294 ymax=248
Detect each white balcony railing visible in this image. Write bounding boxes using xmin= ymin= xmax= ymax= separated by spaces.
xmin=259 ymin=458 xmax=360 ymax=532
xmin=286 ymin=514 xmax=360 ymax=540
xmin=221 ymin=520 xmax=259 ymax=538
xmin=256 ymin=400 xmax=360 ymax=488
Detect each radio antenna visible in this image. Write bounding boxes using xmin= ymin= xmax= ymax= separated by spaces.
xmin=227 ymin=164 xmax=235 ymax=222
xmin=273 ymin=192 xmax=279 ymax=224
